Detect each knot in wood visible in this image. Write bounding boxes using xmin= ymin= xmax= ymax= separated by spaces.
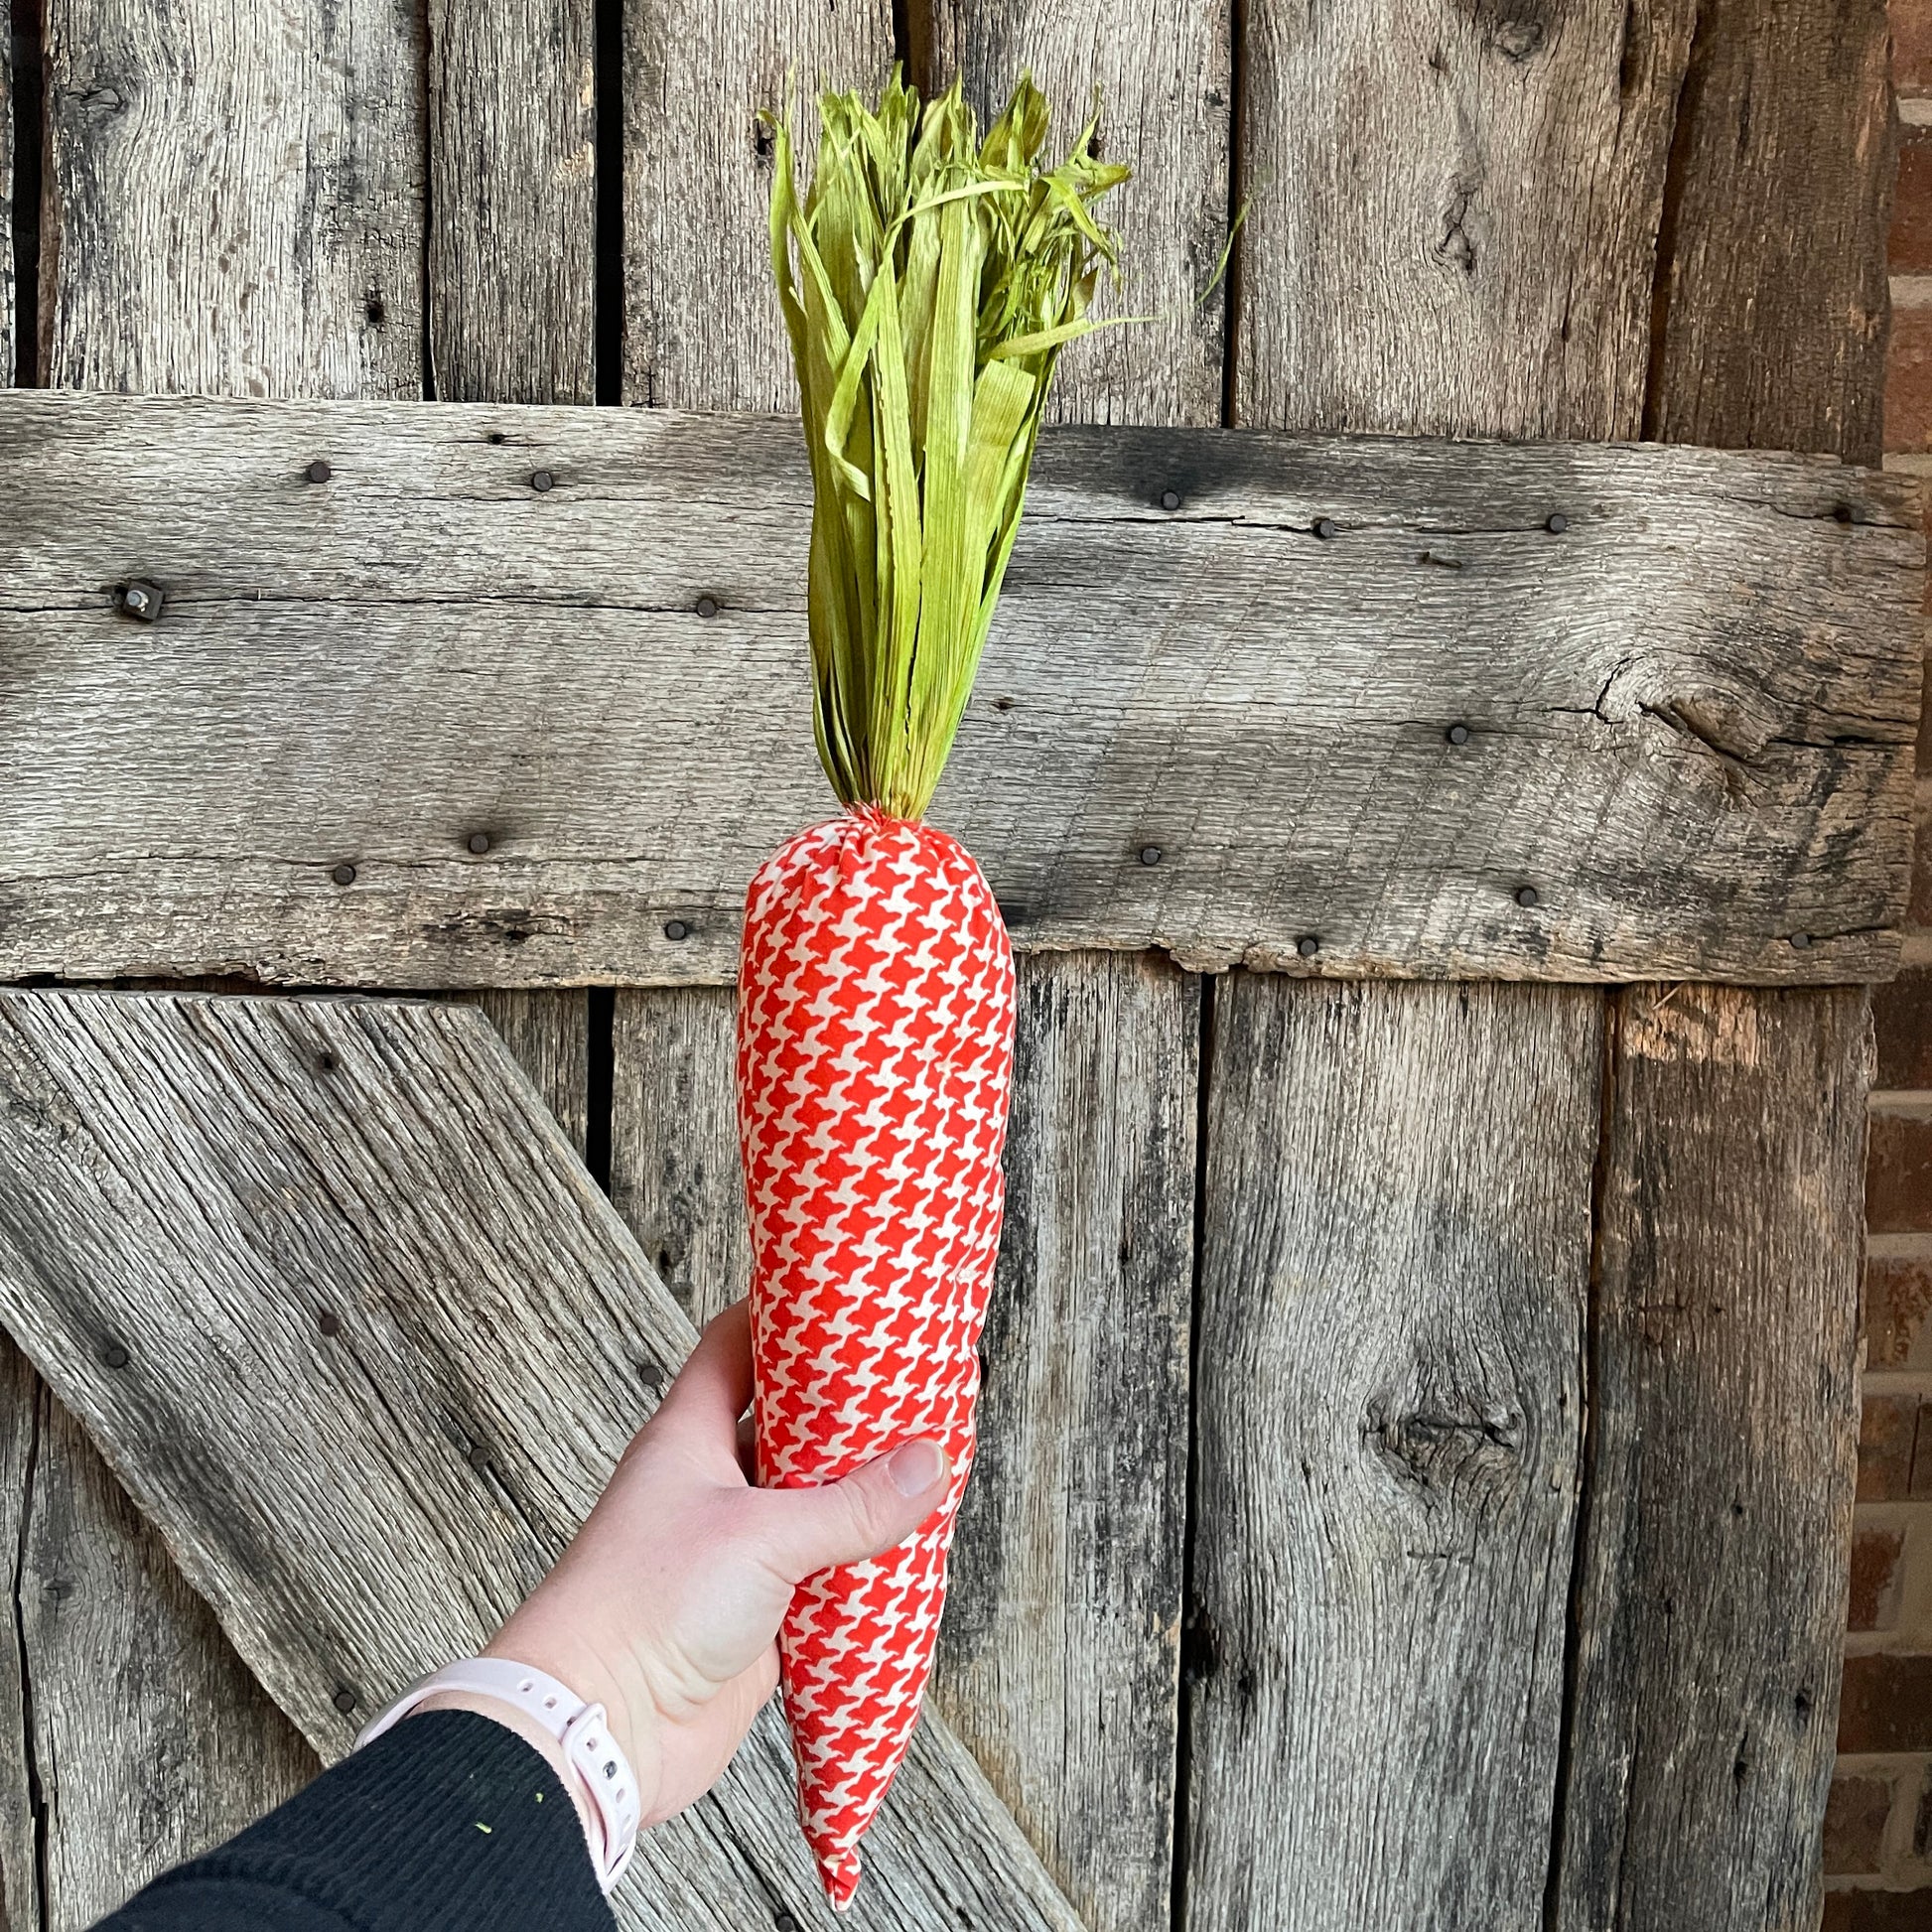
xmin=1364 ymin=1391 xmax=1526 ymax=1521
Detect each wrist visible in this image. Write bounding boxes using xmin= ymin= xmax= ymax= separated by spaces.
xmin=408 ymin=1689 xmax=596 ymax=1839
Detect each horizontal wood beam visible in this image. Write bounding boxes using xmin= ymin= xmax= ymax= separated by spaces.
xmin=0 ymin=391 xmax=1918 ymax=988
xmin=0 ymin=989 xmax=1084 ymax=1930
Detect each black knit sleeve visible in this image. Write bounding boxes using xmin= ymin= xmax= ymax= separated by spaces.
xmin=94 ymin=1711 xmax=617 ymax=1932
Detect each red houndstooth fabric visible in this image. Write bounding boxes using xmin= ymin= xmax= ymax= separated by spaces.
xmin=737 ymin=805 xmax=1016 ymax=1909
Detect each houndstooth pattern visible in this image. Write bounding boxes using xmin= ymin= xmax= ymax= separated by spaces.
xmin=737 ymin=805 xmax=1016 ymax=1910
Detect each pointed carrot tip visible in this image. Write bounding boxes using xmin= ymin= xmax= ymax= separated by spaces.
xmin=819 ymin=1849 xmax=863 ymax=1911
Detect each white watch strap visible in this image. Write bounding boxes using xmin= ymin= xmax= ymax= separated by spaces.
xmin=355 ymin=1657 xmax=640 ymax=1893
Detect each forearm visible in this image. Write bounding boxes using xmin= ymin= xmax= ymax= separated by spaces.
xmin=95 ymin=1712 xmax=614 ymax=1932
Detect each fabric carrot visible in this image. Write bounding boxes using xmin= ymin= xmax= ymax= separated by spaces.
xmin=741 ymin=71 xmax=1128 ymax=1908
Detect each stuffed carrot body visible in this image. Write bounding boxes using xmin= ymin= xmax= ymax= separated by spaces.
xmin=746 ymin=69 xmax=1126 ymax=1905
xmin=739 ymin=809 xmax=1013 ymax=1905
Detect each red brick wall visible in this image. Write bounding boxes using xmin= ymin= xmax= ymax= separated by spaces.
xmin=1829 ymin=9 xmax=1932 ymax=1922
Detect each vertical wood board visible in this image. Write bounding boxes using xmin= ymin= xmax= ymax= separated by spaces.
xmin=426 ymin=0 xmax=598 ymax=405
xmin=1545 ymin=8 xmax=1891 ymax=1920
xmin=1643 ymin=0 xmax=1892 ymax=468
xmin=1236 ymin=0 xmax=1694 ymax=438
xmin=41 ymin=0 xmax=424 ymax=397
xmin=1551 ymin=986 xmax=1866 ymax=1932
xmin=0 ymin=991 xmax=1087 ymax=1932
xmin=621 ymin=0 xmax=892 ymax=410
xmin=927 ymin=0 xmax=1231 ymax=429
xmin=1187 ymin=978 xmax=1598 ymax=1929
xmin=941 ymin=953 xmax=1197 ymax=1932
xmin=611 ymin=985 xmax=747 ymax=1326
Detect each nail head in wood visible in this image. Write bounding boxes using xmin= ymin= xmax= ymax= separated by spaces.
xmin=1161 ymin=489 xmax=1181 ymax=511
xmin=1447 ymin=723 xmax=1470 ymax=745
xmin=1140 ymin=845 xmax=1164 ymax=867
xmin=100 ymin=1341 xmax=130 ymax=1370
xmin=1312 ymin=517 xmax=1337 ymax=539
xmin=467 ymin=833 xmax=490 ymax=855
xmin=1296 ymin=935 xmax=1320 ymax=957
xmin=1516 ymin=885 xmax=1541 ymax=908
xmin=306 ymin=460 xmax=332 ymax=484
xmin=332 ymin=863 xmax=357 ymax=887
xmin=1790 ymin=932 xmax=1813 ymax=949
xmin=332 ymin=1688 xmax=357 ymax=1716
xmin=120 ymin=580 xmax=163 ymax=621
xmin=695 ymin=595 xmax=719 ymax=619
xmin=529 ymin=470 xmax=554 ymax=492
xmin=318 ymin=1311 xmax=342 ymax=1336
xmin=1545 ymin=512 xmax=1568 ymax=534
xmin=663 ymin=919 xmax=690 ymax=941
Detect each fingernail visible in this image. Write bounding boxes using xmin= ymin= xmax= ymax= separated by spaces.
xmin=889 ymin=1440 xmax=948 ymax=1496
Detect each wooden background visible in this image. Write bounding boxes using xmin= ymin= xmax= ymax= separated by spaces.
xmin=0 ymin=1 xmax=1901 ymax=1929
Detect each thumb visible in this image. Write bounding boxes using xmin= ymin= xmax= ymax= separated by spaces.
xmin=759 ymin=1440 xmax=952 ymax=1582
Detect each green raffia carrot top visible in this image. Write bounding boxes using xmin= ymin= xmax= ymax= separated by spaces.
xmin=764 ymin=69 xmax=1131 ymax=821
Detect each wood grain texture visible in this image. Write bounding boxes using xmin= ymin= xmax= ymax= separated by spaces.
xmin=939 ymin=953 xmax=1195 ymax=1932
xmin=40 ymin=0 xmax=423 ymax=398
xmin=426 ymin=0 xmax=597 ymax=405
xmin=460 ymin=990 xmax=592 ymax=1156
xmin=1549 ymin=987 xmax=1865 ymax=1932
xmin=0 ymin=990 xmax=1087 ymax=1932
xmin=1539 ymin=12 xmax=1889 ymax=1925
xmin=1186 ymin=977 xmax=1599 ymax=1930
xmin=621 ymin=0 xmax=892 ymax=410
xmin=1236 ymin=0 xmax=1695 ymax=439
xmin=24 ymin=1396 xmax=317 ymax=1930
xmin=0 ymin=391 xmax=1917 ymax=991
xmin=926 ymin=1 xmax=1230 ymax=429
xmin=1 ymin=22 xmax=13 ymax=386
xmin=0 ymin=1343 xmax=40 ymax=1931
xmin=1644 ymin=0 xmax=1892 ymax=469
xmin=610 ymin=985 xmax=746 ymax=1325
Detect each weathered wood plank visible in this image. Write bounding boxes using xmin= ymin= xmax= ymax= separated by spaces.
xmin=927 ymin=4 xmax=1230 ymax=430
xmin=610 ymin=985 xmax=745 ymax=1325
xmin=41 ymin=0 xmax=423 ymax=398
xmin=0 ymin=391 xmax=1916 ymax=991
xmin=1643 ymin=0 xmax=1892 ymax=470
xmin=26 ymin=1394 xmax=318 ymax=1930
xmin=621 ymin=0 xmax=891 ymax=410
xmin=0 ymin=1342 xmax=40 ymax=1930
xmin=1 ymin=19 xmax=13 ymax=387
xmin=1235 ymin=1 xmax=1695 ymax=440
xmin=1544 ymin=10 xmax=1891 ymax=1924
xmin=1550 ymin=987 xmax=1865 ymax=1931
xmin=1187 ymin=978 xmax=1598 ymax=1929
xmin=426 ymin=0 xmax=596 ymax=406
xmin=940 ymin=954 xmax=1195 ymax=1932
xmin=0 ymin=990 xmax=1087 ymax=1931
xmin=461 ymin=990 xmax=592 ymax=1157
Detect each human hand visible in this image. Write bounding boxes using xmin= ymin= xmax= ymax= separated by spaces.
xmin=438 ymin=1300 xmax=951 ymax=1829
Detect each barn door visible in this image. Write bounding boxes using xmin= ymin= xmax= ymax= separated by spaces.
xmin=0 ymin=3 xmax=1904 ymax=1930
